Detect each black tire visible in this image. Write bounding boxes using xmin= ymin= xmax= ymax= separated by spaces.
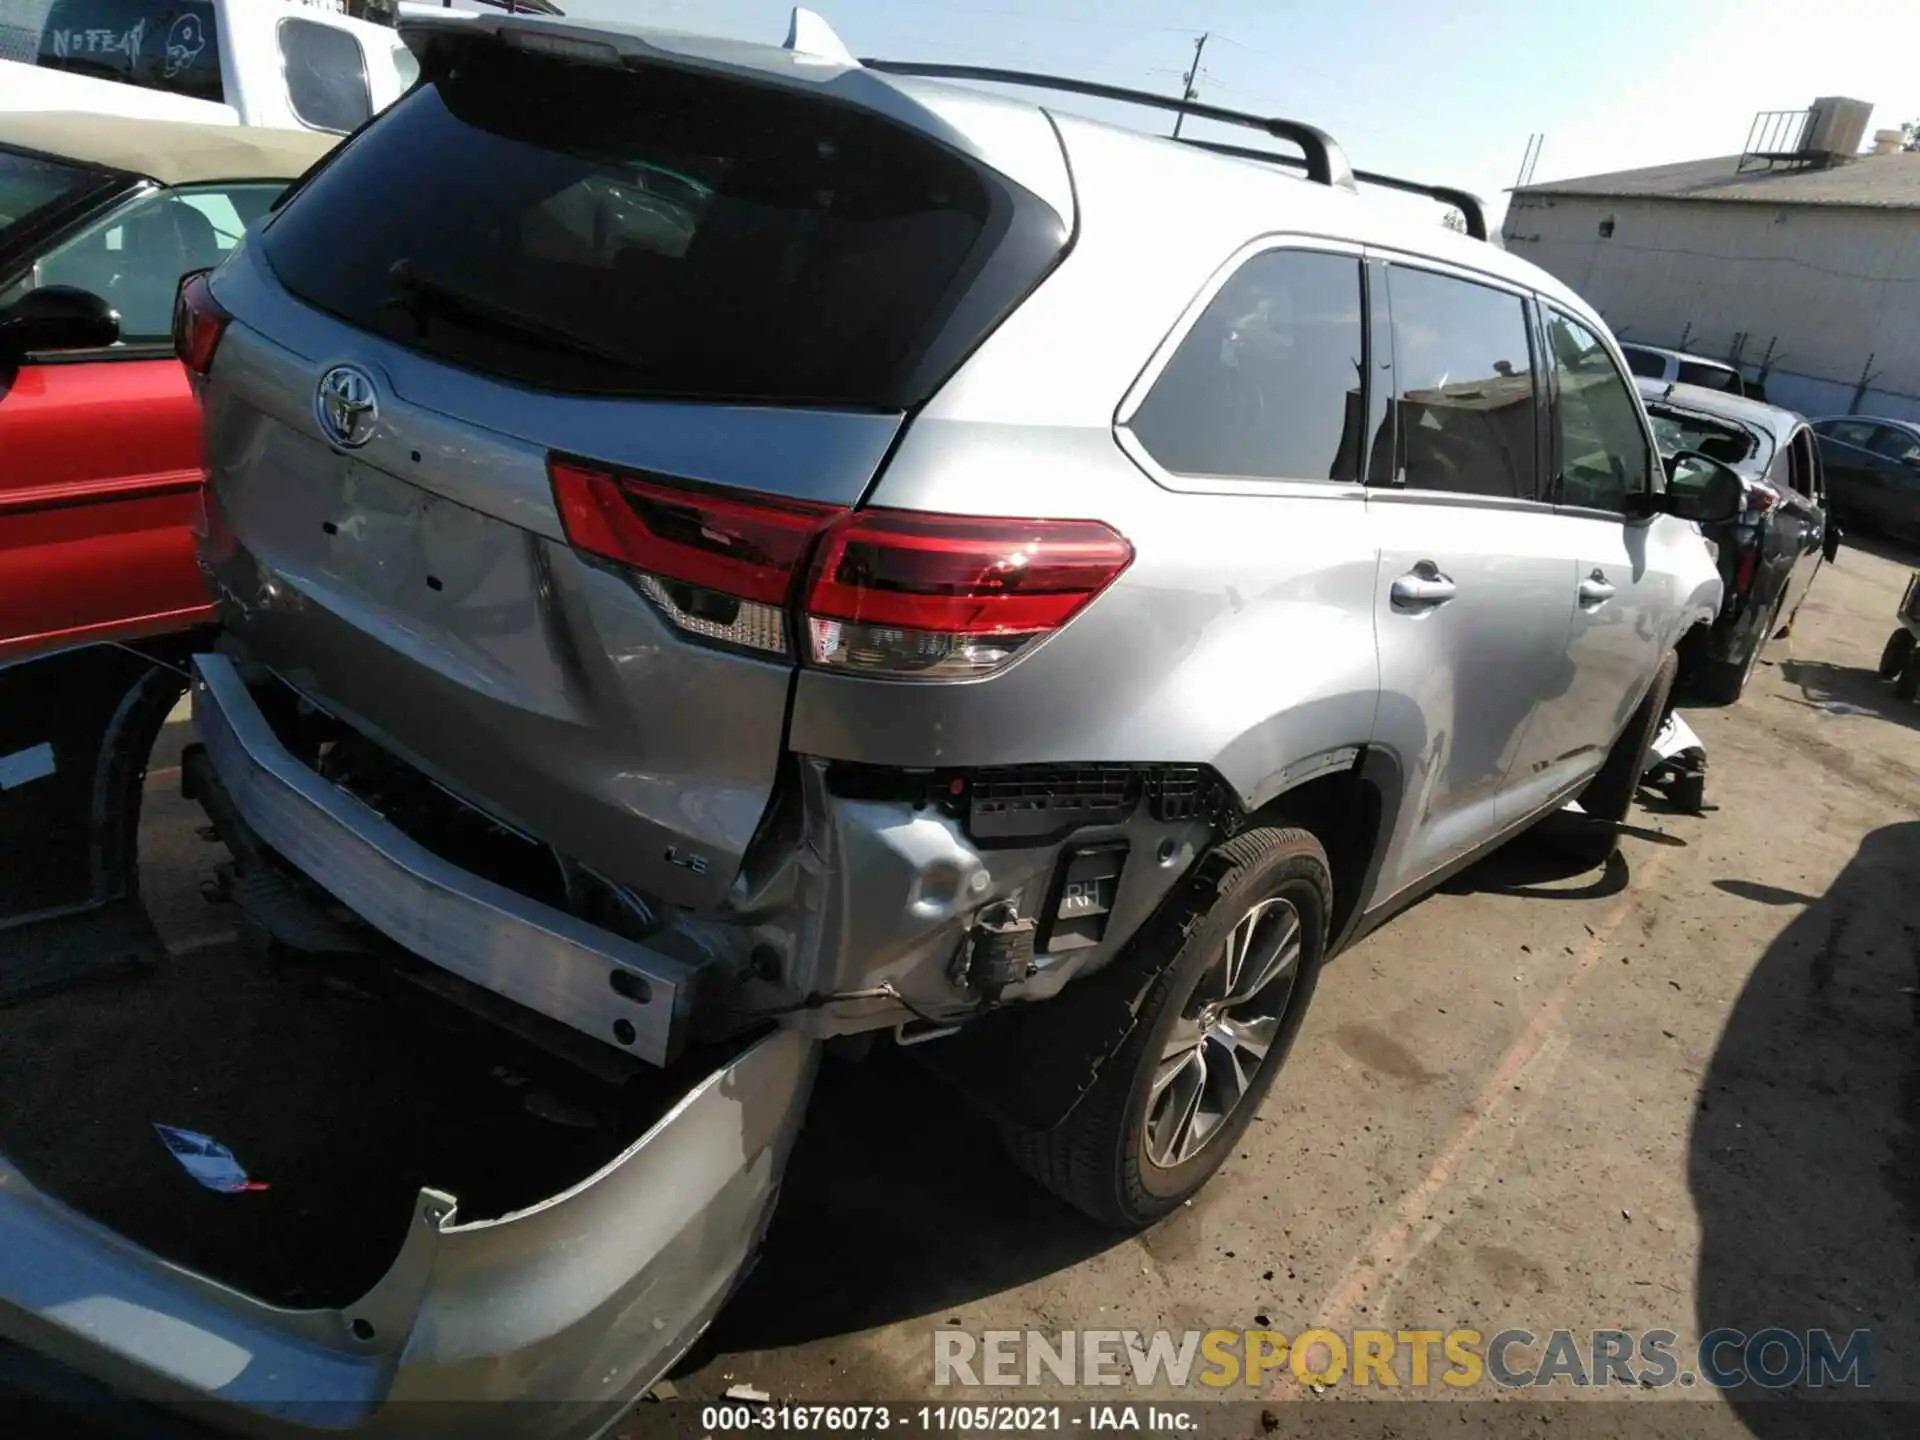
xmin=1565 ymin=652 xmax=1679 ymax=868
xmin=1878 ymin=629 xmax=1913 ymax=681
xmin=999 ymin=826 xmax=1331 ymax=1228
xmin=1897 ymin=652 xmax=1920 ymax=703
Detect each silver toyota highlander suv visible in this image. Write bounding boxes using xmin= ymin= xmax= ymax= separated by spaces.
xmin=8 ymin=7 xmax=1731 ymax=1431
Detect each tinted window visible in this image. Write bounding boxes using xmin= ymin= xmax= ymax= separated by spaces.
xmin=279 ymin=18 xmax=369 ymax=133
xmin=0 ymin=148 xmax=95 ymax=248
xmin=1871 ymin=426 xmax=1920 ymax=464
xmin=1620 ymin=345 xmax=1667 ymax=380
xmin=1677 ymin=359 xmax=1740 ymax=393
xmin=1819 ymin=420 xmax=1878 ymax=447
xmin=1 ymin=182 xmax=282 ymax=342
xmin=1387 ymin=265 xmax=1538 ymax=499
xmin=261 ymin=42 xmax=1057 ymax=407
xmin=1130 ymin=249 xmax=1364 ymax=482
xmin=26 ymin=0 xmax=221 ymax=103
xmin=1545 ymin=310 xmax=1653 ymax=513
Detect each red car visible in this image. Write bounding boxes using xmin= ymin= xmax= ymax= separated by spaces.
xmin=0 ymin=112 xmax=333 ymax=662
xmin=1 ymin=113 xmax=329 ymax=954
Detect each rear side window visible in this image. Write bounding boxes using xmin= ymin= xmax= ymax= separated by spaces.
xmin=1545 ymin=310 xmax=1653 ymax=513
xmin=1620 ymin=346 xmax=1666 ymax=380
xmin=1386 ymin=265 xmax=1538 ymax=500
xmin=1128 ymin=249 xmax=1365 ymax=482
xmin=279 ymin=18 xmax=370 ymax=134
xmin=260 ymin=41 xmax=1063 ymax=408
xmin=24 ymin=0 xmax=223 ymax=104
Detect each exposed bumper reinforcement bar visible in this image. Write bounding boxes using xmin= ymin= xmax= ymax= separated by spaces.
xmin=191 ymin=653 xmax=701 ymax=1066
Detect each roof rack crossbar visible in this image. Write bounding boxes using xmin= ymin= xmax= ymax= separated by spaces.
xmin=1176 ymin=137 xmax=1489 ymax=240
xmin=859 ymin=59 xmax=1357 ymax=193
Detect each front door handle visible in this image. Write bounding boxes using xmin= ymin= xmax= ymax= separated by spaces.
xmin=1578 ymin=569 xmax=1616 ymax=607
xmin=1391 ymin=562 xmax=1457 ymax=609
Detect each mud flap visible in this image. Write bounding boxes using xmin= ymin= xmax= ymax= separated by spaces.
xmin=0 ymin=638 xmax=202 ymax=1005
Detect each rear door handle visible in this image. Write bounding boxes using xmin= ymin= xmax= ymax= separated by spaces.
xmin=1391 ymin=564 xmax=1457 ymax=609
xmin=1578 ymin=570 xmax=1615 ymax=607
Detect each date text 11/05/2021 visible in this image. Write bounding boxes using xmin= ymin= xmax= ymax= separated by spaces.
xmin=930 ymin=1327 xmax=1876 ymax=1391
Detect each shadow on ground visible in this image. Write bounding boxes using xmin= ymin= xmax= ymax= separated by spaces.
xmin=1692 ymin=821 xmax=1920 ymax=1436
xmin=689 ymin=1047 xmax=1122 ymax=1360
xmin=1776 ymin=657 xmax=1919 ymax=729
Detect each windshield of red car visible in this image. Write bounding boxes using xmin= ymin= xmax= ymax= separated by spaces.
xmin=0 ymin=147 xmax=95 ymax=251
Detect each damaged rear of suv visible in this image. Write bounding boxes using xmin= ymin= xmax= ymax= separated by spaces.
xmin=1 ymin=6 xmax=1733 ymax=1433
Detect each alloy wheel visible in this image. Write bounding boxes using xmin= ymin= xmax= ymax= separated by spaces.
xmin=1143 ymin=895 xmax=1303 ymax=1169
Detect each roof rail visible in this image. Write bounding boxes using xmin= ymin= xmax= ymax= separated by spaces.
xmin=1176 ymin=137 xmax=1490 ymax=240
xmin=859 ymin=59 xmax=1357 ymax=193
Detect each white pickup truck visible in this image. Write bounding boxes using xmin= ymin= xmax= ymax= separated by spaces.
xmin=0 ymin=0 xmax=417 ymax=131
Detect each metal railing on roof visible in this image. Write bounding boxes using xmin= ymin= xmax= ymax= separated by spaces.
xmin=860 ymin=59 xmax=1488 ymax=241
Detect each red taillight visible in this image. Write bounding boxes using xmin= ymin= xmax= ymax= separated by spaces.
xmin=172 ymin=269 xmax=230 ymax=377
xmin=803 ymin=510 xmax=1133 ymax=679
xmin=549 ymin=457 xmax=841 ymax=655
xmin=548 ymin=457 xmax=1133 ymax=676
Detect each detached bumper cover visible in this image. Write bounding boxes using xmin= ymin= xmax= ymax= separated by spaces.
xmin=0 ymin=1027 xmax=818 ymax=1437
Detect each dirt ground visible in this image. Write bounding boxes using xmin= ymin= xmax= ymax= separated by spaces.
xmin=86 ymin=535 xmax=1920 ymax=1434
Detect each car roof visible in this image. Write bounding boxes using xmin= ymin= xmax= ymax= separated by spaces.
xmin=0 ymin=112 xmax=336 ymax=186
xmin=1622 ymin=343 xmax=1736 ymax=372
xmin=1636 ymin=377 xmax=1804 ymax=444
xmin=1814 ymin=415 xmax=1920 ymax=434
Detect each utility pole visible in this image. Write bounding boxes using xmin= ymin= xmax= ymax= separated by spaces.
xmin=1171 ymin=32 xmax=1208 ymax=139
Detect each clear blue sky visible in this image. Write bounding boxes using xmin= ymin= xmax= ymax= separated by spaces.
xmin=560 ymin=0 xmax=1919 ymax=228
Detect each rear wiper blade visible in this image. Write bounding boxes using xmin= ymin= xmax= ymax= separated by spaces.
xmin=385 ymin=261 xmax=639 ymax=369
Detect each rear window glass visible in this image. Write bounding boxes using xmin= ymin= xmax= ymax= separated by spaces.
xmin=261 ymin=43 xmax=1039 ymax=407
xmin=7 ymin=0 xmax=223 ymax=103
xmin=1645 ymin=404 xmax=1763 ymax=471
xmin=1620 ymin=346 xmax=1666 ymax=379
xmin=1677 ymin=360 xmax=1740 ymax=392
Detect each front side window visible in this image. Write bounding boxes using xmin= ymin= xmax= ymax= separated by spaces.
xmin=1129 ymin=248 xmax=1365 ymax=482
xmin=1386 ymin=265 xmax=1538 ymax=499
xmin=280 ymin=19 xmax=370 ymax=133
xmin=1545 ymin=309 xmax=1653 ymax=513
xmin=1869 ymin=426 xmax=1920 ymax=465
xmin=0 ymin=182 xmax=283 ymax=343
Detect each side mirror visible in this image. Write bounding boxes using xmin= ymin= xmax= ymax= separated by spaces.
xmin=1660 ymin=451 xmax=1744 ymax=525
xmin=0 ymin=286 xmax=120 ymax=361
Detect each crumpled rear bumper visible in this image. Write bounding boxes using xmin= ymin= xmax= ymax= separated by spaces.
xmin=0 ymin=1026 xmax=817 ymax=1437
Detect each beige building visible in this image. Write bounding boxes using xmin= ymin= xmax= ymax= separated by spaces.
xmin=1504 ymin=122 xmax=1920 ymax=421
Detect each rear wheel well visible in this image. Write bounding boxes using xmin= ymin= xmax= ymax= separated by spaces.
xmin=1249 ymin=766 xmax=1382 ymax=946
